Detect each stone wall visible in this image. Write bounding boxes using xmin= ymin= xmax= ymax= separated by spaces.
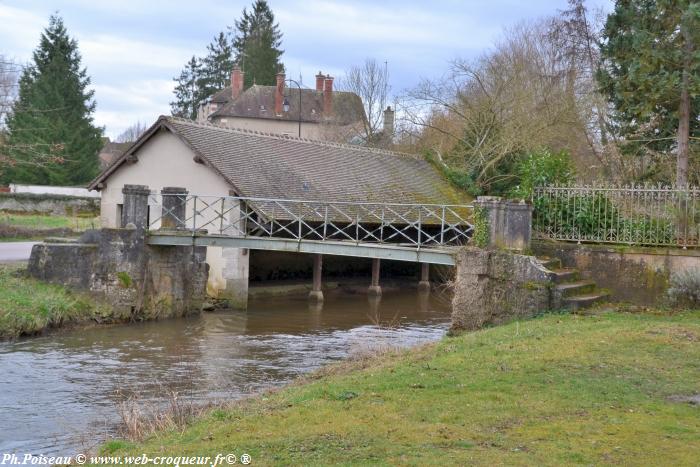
xmin=451 ymin=247 xmax=554 ymax=331
xmin=533 ymin=241 xmax=699 ymax=305
xmin=0 ymin=192 xmax=99 ymax=216
xmin=28 ymin=227 xmax=208 ymax=320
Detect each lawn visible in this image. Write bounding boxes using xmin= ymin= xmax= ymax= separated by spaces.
xmin=0 ymin=264 xmax=109 ymax=338
xmin=99 ymin=309 xmax=700 ymax=466
xmin=0 ymin=212 xmax=99 ymax=231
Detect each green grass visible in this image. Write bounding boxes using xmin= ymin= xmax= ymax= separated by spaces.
xmin=0 ymin=212 xmax=99 ymax=230
xmin=0 ymin=264 xmax=108 ymax=338
xmin=99 ymin=309 xmax=700 ymax=466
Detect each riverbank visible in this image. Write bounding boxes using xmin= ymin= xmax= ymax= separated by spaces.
xmin=0 ymin=212 xmax=98 ymax=240
xmin=0 ymin=264 xmax=115 ymax=338
xmin=99 ymin=308 xmax=700 ymax=465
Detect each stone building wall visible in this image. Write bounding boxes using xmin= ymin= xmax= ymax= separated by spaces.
xmin=0 ymin=193 xmax=99 ymax=216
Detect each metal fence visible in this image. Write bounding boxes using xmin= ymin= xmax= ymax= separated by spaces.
xmin=532 ymin=185 xmax=700 ymax=248
xmin=147 ymin=194 xmax=474 ymax=248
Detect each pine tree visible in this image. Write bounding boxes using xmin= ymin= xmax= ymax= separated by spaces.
xmin=4 ymin=15 xmax=102 ymax=185
xmin=598 ymin=1 xmax=700 ymax=186
xmin=231 ymin=0 xmax=284 ymax=88
xmin=170 ymin=56 xmax=204 ymax=120
xmin=200 ymin=32 xmax=235 ymax=97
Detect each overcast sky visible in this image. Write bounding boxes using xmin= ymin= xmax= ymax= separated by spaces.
xmin=0 ymin=0 xmax=611 ymax=139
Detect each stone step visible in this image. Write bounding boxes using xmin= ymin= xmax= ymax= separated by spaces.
xmin=550 ymin=268 xmax=579 ymax=284
xmin=563 ymin=292 xmax=609 ymax=311
xmin=556 ymin=280 xmax=597 ymax=298
xmin=537 ymin=256 xmax=562 ymax=270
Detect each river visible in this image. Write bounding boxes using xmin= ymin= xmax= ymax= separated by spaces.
xmin=0 ymin=290 xmax=451 ymax=456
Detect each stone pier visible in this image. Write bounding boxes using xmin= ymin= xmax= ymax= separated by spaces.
xmin=28 ymin=185 xmax=209 ymax=319
xmin=368 ymin=258 xmax=382 ymax=296
xmin=309 ymin=254 xmax=324 ymax=302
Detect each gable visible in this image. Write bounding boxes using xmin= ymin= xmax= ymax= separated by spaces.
xmin=98 ymin=129 xmax=232 ymax=198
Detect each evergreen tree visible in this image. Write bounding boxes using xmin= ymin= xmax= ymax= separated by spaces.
xmin=200 ymin=32 xmax=235 ymax=97
xmin=4 ymin=15 xmax=102 ymax=185
xmin=598 ymin=1 xmax=700 ymax=186
xmin=231 ymin=0 xmax=284 ymax=88
xmin=170 ymin=55 xmax=204 ymax=119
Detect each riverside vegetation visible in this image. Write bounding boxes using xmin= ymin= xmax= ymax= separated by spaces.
xmin=0 ymin=264 xmax=112 ymax=338
xmin=99 ymin=308 xmax=700 ymax=465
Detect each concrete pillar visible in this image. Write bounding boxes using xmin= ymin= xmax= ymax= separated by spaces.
xmin=418 ymin=263 xmax=431 ymax=292
xmin=160 ymin=187 xmax=188 ymax=230
xmin=474 ymin=196 xmax=533 ymax=251
xmin=368 ymin=258 xmax=382 ymax=296
xmin=121 ymin=184 xmax=150 ymax=229
xmin=309 ymin=254 xmax=324 ymax=302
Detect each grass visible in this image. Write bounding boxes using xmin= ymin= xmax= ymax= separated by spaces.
xmin=97 ymin=309 xmax=700 ymax=466
xmin=0 ymin=264 xmax=109 ymax=338
xmin=0 ymin=212 xmax=99 ymax=231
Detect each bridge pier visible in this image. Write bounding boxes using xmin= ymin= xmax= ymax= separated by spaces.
xmin=418 ymin=263 xmax=430 ymax=292
xmin=309 ymin=254 xmax=324 ymax=302
xmin=368 ymin=258 xmax=382 ymax=296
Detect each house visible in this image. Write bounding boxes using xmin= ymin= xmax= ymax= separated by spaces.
xmin=197 ymin=67 xmax=368 ymax=142
xmin=97 ymin=139 xmax=131 ymax=170
xmin=87 ymin=116 xmax=467 ymax=307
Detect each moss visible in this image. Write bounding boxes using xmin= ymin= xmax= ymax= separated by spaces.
xmin=116 ymin=272 xmax=133 ymax=289
xmin=471 ymin=206 xmax=490 ymax=248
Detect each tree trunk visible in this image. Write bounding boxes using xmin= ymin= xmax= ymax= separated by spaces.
xmin=677 ymin=27 xmax=692 ymax=188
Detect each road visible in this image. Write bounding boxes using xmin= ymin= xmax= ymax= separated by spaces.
xmin=0 ymin=242 xmax=37 ymax=262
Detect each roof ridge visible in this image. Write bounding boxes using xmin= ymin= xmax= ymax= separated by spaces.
xmin=165 ymin=116 xmax=420 ymax=160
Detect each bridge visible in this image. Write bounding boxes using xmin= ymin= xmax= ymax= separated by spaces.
xmin=146 ymin=193 xmax=475 ymax=267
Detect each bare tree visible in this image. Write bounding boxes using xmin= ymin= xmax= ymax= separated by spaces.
xmin=400 ymin=21 xmax=584 ymax=191
xmin=338 ymin=58 xmax=390 ymax=146
xmin=0 ymin=56 xmax=20 ymax=129
xmin=115 ymin=121 xmax=149 ymax=143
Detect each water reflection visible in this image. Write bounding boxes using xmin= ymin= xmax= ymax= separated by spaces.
xmin=0 ymin=290 xmax=451 ymax=455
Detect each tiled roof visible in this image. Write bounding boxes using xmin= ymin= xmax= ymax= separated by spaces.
xmin=208 ymin=85 xmax=365 ymax=126
xmin=88 ymin=117 xmax=470 ymax=223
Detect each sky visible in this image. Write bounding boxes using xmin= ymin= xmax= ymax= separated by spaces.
xmin=0 ymin=0 xmax=611 ymax=139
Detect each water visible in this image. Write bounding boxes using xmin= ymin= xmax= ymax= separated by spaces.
xmin=0 ymin=291 xmax=451 ymax=456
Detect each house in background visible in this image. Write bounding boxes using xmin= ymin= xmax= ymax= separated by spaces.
xmin=97 ymin=139 xmax=131 ymax=170
xmin=87 ymin=116 xmax=468 ymax=308
xmin=197 ymin=67 xmax=368 ymax=142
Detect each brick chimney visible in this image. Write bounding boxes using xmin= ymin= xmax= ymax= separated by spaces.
xmin=275 ymin=72 xmax=285 ymax=115
xmin=231 ymin=66 xmax=244 ymax=99
xmin=383 ymin=106 xmax=395 ymax=136
xmin=315 ymin=71 xmax=325 ymax=91
xmin=323 ymin=75 xmax=334 ymax=114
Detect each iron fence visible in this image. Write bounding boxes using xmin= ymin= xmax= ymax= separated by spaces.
xmin=532 ymin=185 xmax=700 ymax=247
xmin=147 ymin=194 xmax=474 ymax=248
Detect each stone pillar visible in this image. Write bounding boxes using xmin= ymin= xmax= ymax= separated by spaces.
xmin=160 ymin=187 xmax=188 ymax=230
xmin=474 ymin=196 xmax=532 ymax=251
xmin=418 ymin=263 xmax=430 ymax=292
xmin=368 ymin=258 xmax=382 ymax=296
xmin=309 ymin=254 xmax=324 ymax=302
xmin=121 ymin=184 xmax=150 ymax=229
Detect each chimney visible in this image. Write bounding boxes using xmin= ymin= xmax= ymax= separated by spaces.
xmin=383 ymin=106 xmax=395 ymax=136
xmin=275 ymin=72 xmax=285 ymax=115
xmin=323 ymin=75 xmax=334 ymax=114
xmin=231 ymin=65 xmax=244 ymax=99
xmin=315 ymin=71 xmax=325 ymax=91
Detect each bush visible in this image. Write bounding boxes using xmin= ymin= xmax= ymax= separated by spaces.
xmin=510 ymin=149 xmax=575 ymax=199
xmin=667 ymin=267 xmax=700 ymax=308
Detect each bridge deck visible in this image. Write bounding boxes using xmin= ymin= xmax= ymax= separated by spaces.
xmin=148 ymin=232 xmax=459 ymax=265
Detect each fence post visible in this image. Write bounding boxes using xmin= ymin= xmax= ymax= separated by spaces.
xmin=160 ymin=187 xmax=188 ymax=230
xmin=121 ymin=184 xmax=150 ymax=229
xmin=474 ymin=196 xmax=532 ymax=251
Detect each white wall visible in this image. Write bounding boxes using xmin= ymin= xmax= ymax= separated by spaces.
xmin=10 ymin=184 xmax=101 ymax=198
xmin=98 ymin=130 xmax=249 ymax=305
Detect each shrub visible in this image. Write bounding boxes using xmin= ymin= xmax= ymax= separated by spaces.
xmin=510 ymin=149 xmax=575 ymax=199
xmin=667 ymin=267 xmax=700 ymax=308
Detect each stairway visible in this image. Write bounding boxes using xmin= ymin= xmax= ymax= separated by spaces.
xmin=536 ymin=256 xmax=609 ymax=311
